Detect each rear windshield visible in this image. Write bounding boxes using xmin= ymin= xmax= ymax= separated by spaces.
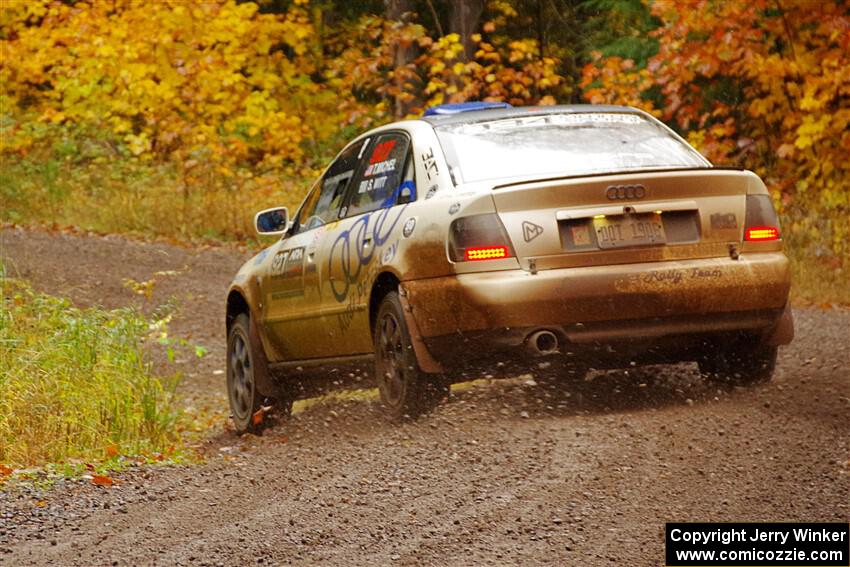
xmin=435 ymin=113 xmax=709 ymax=184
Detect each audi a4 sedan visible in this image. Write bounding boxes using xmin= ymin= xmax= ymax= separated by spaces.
xmin=225 ymin=102 xmax=793 ymax=432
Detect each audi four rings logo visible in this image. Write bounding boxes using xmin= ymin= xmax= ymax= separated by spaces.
xmin=606 ymin=184 xmax=647 ymax=200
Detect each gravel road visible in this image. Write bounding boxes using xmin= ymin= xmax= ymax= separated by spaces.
xmin=1 ymin=227 xmax=848 ymax=566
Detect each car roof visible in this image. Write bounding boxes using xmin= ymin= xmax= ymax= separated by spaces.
xmin=418 ymin=104 xmax=644 ymax=127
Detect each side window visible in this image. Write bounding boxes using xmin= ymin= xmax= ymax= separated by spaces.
xmin=291 ymin=138 xmax=368 ymax=235
xmin=346 ymin=133 xmax=413 ymax=217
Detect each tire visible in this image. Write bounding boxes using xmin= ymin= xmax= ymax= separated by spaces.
xmin=374 ymin=291 xmax=447 ymax=420
xmin=698 ymin=340 xmax=778 ymax=386
xmin=226 ymin=313 xmax=292 ymax=434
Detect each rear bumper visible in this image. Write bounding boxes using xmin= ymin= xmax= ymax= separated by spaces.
xmin=403 ymin=252 xmax=792 ymax=367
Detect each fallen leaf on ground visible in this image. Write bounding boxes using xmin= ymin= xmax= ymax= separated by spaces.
xmin=0 ymin=464 xmax=12 ymax=477
xmin=252 ymin=407 xmax=265 ymax=426
xmin=105 ymin=444 xmax=119 ymax=457
xmin=92 ymin=474 xmax=114 ymax=487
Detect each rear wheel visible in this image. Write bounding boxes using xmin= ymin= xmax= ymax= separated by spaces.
xmin=227 ymin=313 xmax=292 ymax=434
xmin=374 ymin=292 xmax=447 ymax=420
xmin=698 ymin=339 xmax=777 ymax=386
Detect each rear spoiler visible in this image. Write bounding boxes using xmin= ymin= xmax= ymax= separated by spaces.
xmin=492 ymin=166 xmax=746 ymax=191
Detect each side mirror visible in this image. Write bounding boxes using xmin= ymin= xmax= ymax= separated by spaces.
xmin=254 ymin=206 xmax=289 ymax=236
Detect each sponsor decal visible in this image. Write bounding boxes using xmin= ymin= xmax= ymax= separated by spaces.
xmin=425 ymin=184 xmax=439 ymax=199
xmin=421 ymin=147 xmax=439 ymax=181
xmin=402 ymin=217 xmax=417 ymax=238
xmin=522 ymin=221 xmax=544 ymax=242
xmin=571 ymin=225 xmax=591 ymax=246
xmin=396 ymin=180 xmax=416 ymax=204
xmin=283 ymin=248 xmax=304 ymax=278
xmin=358 ymin=175 xmax=388 ymax=194
xmin=370 ymin=139 xmax=397 ymax=164
xmin=381 ymin=241 xmax=398 ymax=265
xmin=328 ymin=196 xmax=408 ymax=303
xmin=614 ymin=267 xmax=723 ymax=290
xmin=448 ymin=202 xmax=461 ymax=215
xmin=363 ymin=159 xmax=397 ymax=177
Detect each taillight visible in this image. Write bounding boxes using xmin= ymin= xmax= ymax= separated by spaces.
xmin=744 ymin=195 xmax=781 ymax=242
xmin=449 ymin=214 xmax=515 ymax=262
xmin=745 ymin=226 xmax=780 ymax=241
xmin=465 ymin=246 xmax=509 ymax=261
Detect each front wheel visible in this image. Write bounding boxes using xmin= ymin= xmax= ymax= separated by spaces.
xmin=227 ymin=313 xmax=292 ymax=434
xmin=698 ymin=339 xmax=778 ymax=386
xmin=374 ymin=292 xmax=447 ymax=420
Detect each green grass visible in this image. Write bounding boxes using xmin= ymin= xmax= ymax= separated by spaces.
xmin=0 ymin=148 xmax=308 ymax=246
xmin=789 ymin=254 xmax=850 ymax=306
xmin=0 ymin=267 xmax=185 ymax=470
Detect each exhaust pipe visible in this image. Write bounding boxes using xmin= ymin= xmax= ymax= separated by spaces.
xmin=528 ymin=330 xmax=559 ymax=355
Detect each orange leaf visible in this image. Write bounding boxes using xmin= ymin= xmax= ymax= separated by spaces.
xmin=92 ymin=474 xmax=114 ymax=487
xmin=105 ymin=444 xmax=119 ymax=458
xmin=252 ymin=407 xmax=265 ymax=426
xmin=35 ymin=500 xmax=47 ymax=508
xmin=0 ymin=464 xmax=12 ymax=477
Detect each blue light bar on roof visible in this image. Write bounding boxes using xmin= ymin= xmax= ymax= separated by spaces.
xmin=423 ymin=101 xmax=513 ymax=116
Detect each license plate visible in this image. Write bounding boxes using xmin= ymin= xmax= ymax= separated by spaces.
xmin=593 ymin=213 xmax=666 ymax=249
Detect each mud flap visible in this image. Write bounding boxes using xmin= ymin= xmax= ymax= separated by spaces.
xmin=248 ymin=311 xmax=280 ymax=398
xmin=764 ymin=302 xmax=794 ymax=346
xmin=398 ymin=284 xmax=445 ymax=374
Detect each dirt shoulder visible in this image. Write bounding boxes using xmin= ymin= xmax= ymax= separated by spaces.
xmin=1 ymin=227 xmax=848 ymax=566
xmin=0 ymin=226 xmax=251 ymax=412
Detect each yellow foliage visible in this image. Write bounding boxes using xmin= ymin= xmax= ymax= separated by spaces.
xmin=0 ymin=0 xmax=325 ymax=171
xmin=580 ymin=0 xmax=850 ymax=263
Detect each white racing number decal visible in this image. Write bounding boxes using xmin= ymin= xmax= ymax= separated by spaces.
xmin=270 ymin=250 xmax=288 ymax=276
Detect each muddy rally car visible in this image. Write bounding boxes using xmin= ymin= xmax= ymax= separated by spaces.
xmin=225 ymin=102 xmax=793 ymax=432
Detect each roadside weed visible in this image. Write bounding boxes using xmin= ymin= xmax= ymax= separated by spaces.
xmin=0 ymin=272 xmax=184 ymax=469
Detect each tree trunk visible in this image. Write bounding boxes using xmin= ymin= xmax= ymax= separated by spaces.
xmin=448 ymin=0 xmax=485 ymax=62
xmin=385 ymin=0 xmax=419 ymax=118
